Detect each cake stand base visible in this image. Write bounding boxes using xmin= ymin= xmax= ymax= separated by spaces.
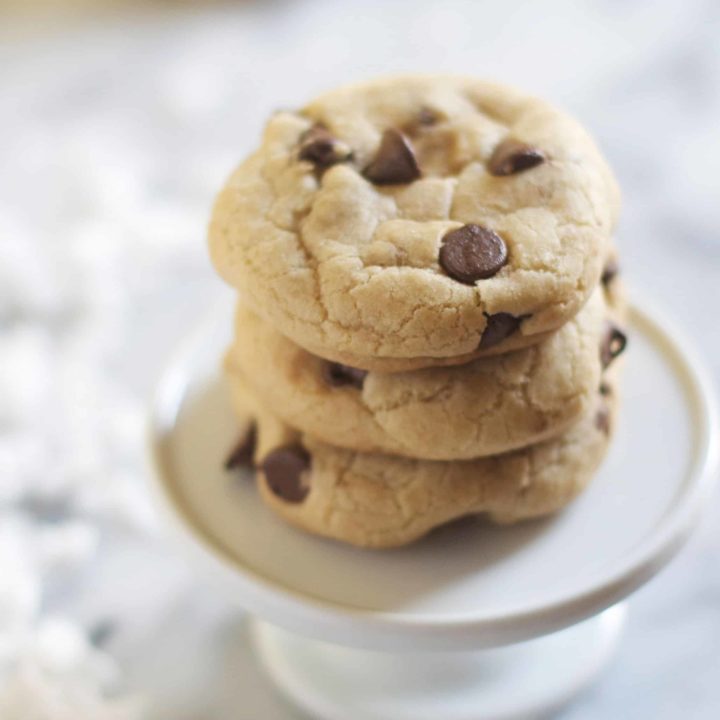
xmin=251 ymin=603 xmax=626 ymax=720
xmin=149 ymin=298 xmax=718 ymax=717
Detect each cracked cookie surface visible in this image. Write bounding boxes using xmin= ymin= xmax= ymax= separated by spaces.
xmin=228 ymin=372 xmax=619 ymax=549
xmin=209 ymin=75 xmax=620 ymax=370
xmin=226 ymin=285 xmax=622 ymax=460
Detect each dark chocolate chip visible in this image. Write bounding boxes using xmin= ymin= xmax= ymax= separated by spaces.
xmin=363 ymin=129 xmax=421 ymax=185
xmin=599 ymin=381 xmax=612 ymax=396
xmin=600 ymin=323 xmax=628 ymax=368
xmin=298 ymin=124 xmax=352 ymax=168
xmin=595 ymin=406 xmax=611 ymax=435
xmin=323 ymin=362 xmax=368 ymax=389
xmin=439 ymin=224 xmax=508 ymax=284
xmin=262 ymin=445 xmax=310 ymax=503
xmin=224 ymin=423 xmax=257 ymax=471
xmin=479 ymin=313 xmax=523 ymax=349
xmin=488 ymin=139 xmax=545 ymax=176
xmin=601 ymin=258 xmax=620 ymax=287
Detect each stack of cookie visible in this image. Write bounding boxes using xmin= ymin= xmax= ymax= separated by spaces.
xmin=209 ymin=76 xmax=627 ymax=549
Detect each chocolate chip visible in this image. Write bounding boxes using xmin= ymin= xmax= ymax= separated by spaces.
xmin=488 ymin=139 xmax=545 ymax=176
xmin=298 ymin=124 xmax=352 ymax=168
xmin=479 ymin=313 xmax=523 ymax=349
xmin=439 ymin=224 xmax=508 ymax=284
xmin=224 ymin=423 xmax=257 ymax=471
xmin=363 ymin=129 xmax=421 ymax=185
xmin=601 ymin=259 xmax=620 ymax=287
xmin=262 ymin=445 xmax=310 ymax=503
xmin=599 ymin=381 xmax=612 ymax=396
xmin=323 ymin=362 xmax=368 ymax=389
xmin=600 ymin=323 xmax=628 ymax=368
xmin=595 ymin=406 xmax=611 ymax=435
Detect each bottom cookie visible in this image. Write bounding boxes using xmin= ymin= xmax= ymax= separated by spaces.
xmin=226 ymin=376 xmax=619 ymax=549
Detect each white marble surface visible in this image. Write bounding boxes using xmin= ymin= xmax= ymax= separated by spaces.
xmin=1 ymin=1 xmax=719 ymax=718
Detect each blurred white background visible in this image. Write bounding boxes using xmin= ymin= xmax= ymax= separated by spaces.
xmin=1 ymin=1 xmax=719 ymax=718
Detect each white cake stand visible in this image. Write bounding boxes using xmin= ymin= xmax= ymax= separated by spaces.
xmin=147 ymin=297 xmax=718 ymax=720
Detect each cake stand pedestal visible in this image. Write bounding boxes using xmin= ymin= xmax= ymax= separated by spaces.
xmin=250 ymin=606 xmax=626 ymax=720
xmin=148 ymin=298 xmax=718 ymax=720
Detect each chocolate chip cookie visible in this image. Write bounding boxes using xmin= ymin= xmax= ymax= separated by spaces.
xmin=226 ymin=285 xmax=626 ymax=460
xmin=227 ymin=372 xmax=620 ymax=549
xmin=209 ymin=75 xmax=620 ymax=371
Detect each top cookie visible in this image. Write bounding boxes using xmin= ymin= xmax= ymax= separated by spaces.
xmin=209 ymin=75 xmax=620 ymax=369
